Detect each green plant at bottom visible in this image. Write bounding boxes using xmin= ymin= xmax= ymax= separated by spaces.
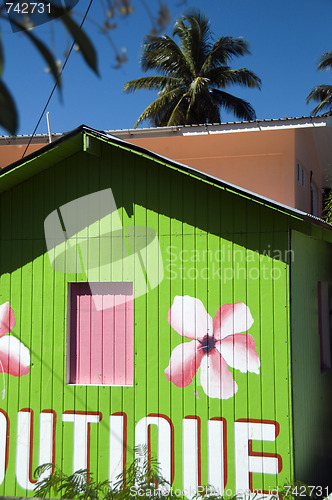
xmin=34 ymin=446 xmax=179 ymax=500
xmin=323 ymin=188 xmax=332 ymax=224
xmin=277 ymin=480 xmax=317 ymax=500
xmin=34 ymin=451 xmax=325 ymax=500
xmin=34 ymin=463 xmax=108 ymax=500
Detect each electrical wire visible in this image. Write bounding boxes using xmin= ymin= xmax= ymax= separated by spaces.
xmin=22 ymin=0 xmax=95 ymax=158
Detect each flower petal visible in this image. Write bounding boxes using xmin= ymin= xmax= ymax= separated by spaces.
xmin=217 ymin=334 xmax=260 ymax=374
xmin=168 ymin=295 xmax=212 ymax=340
xmin=213 ymin=303 xmax=254 ymax=340
xmin=0 ymin=302 xmax=15 ymax=337
xmin=165 ymin=340 xmax=204 ymax=388
xmin=0 ymin=335 xmax=30 ymax=376
xmin=200 ymin=349 xmax=238 ymax=399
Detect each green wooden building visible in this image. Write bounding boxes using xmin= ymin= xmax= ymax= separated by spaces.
xmin=0 ymin=125 xmax=332 ymax=497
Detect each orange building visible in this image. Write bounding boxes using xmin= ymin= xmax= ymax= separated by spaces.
xmin=1 ymin=116 xmax=331 ymax=216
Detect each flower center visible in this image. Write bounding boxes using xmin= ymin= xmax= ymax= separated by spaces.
xmin=199 ymin=334 xmax=216 ymax=354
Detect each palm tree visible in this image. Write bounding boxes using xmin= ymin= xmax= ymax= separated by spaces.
xmin=123 ymin=11 xmax=261 ymax=128
xmin=306 ymin=51 xmax=332 ymax=116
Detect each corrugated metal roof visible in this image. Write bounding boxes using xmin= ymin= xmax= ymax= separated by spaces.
xmin=0 ymin=115 xmax=330 ymax=143
xmin=1 ymin=124 xmax=332 ymax=233
xmin=105 ymin=115 xmax=332 ymax=138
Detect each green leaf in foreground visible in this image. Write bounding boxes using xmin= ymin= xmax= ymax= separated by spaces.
xmin=0 ymin=79 xmax=18 ymax=134
xmin=50 ymin=6 xmax=99 ymax=76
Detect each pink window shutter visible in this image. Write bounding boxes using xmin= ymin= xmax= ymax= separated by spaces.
xmin=69 ymin=283 xmax=133 ymax=385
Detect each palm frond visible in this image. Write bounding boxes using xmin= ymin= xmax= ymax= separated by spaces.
xmin=133 ymin=88 xmax=184 ymax=127
xmin=188 ymin=76 xmax=209 ymax=99
xmin=173 ymin=11 xmax=212 ymax=74
xmin=192 ymin=88 xmax=221 ymax=123
xmin=141 ymin=35 xmax=192 ymax=79
xmin=167 ymin=93 xmax=190 ymax=125
xmin=174 ymin=10 xmax=210 ymax=47
xmin=201 ymin=36 xmax=250 ymax=74
xmin=310 ymin=99 xmax=332 ymax=116
xmin=123 ymin=10 xmax=260 ymax=127
xmin=306 ymin=84 xmax=332 ymax=115
xmin=306 ymin=50 xmax=332 ymax=116
xmin=317 ymin=51 xmax=332 ymax=71
xmin=211 ymin=88 xmax=256 ymax=120
xmin=208 ymin=67 xmax=261 ymax=89
xmin=306 ymin=84 xmax=332 ymax=103
xmin=184 ymin=77 xmax=211 ymax=122
xmin=123 ymin=76 xmax=182 ymax=93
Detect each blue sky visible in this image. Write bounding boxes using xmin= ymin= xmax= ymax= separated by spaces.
xmin=2 ymin=0 xmax=332 ymax=135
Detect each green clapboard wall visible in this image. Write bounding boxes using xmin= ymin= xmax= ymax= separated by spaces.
xmin=0 ymin=131 xmax=295 ymax=497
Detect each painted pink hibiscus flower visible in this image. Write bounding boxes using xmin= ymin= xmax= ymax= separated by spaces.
xmin=0 ymin=302 xmax=30 ymax=378
xmin=165 ymin=296 xmax=260 ymax=399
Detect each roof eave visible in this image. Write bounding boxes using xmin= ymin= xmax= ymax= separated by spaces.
xmin=1 ymin=124 xmax=332 ymax=234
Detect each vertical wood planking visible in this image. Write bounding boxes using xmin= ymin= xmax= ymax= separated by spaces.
xmin=146 ymin=157 xmax=160 ymax=423
xmin=272 ymin=212 xmax=292 ymax=485
xmin=60 ymin=154 xmax=77 ymax=476
xmin=194 ymin=178 xmax=209 ymax=487
xmin=0 ymin=140 xmax=296 ymax=496
xmin=169 ymin=169 xmax=184 ymax=485
xmin=233 ymin=196 xmax=249 ymax=425
xmin=8 ymin=187 xmax=19 ymax=497
xmin=85 ymin=153 xmax=100 ymax=478
xmin=207 ymin=185 xmax=224 ymax=492
xmin=98 ymin=143 xmax=115 ymax=483
xmin=132 ymin=153 xmax=148 ymax=461
xmin=41 ymin=165 xmax=56 ymax=418
xmin=248 ymin=202 xmax=263 ymax=489
xmin=219 ymin=189 xmax=236 ymax=490
xmin=182 ymin=175 xmax=197 ymax=424
xmin=29 ymin=172 xmax=44 ymax=492
xmin=246 ymin=201 xmax=264 ymax=489
xmin=258 ymin=207 xmax=276 ymax=492
xmin=157 ymin=162 xmax=172 ymax=476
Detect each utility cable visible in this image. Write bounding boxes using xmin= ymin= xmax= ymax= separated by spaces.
xmin=22 ymin=0 xmax=94 ymax=158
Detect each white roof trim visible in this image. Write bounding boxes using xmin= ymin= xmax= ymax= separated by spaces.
xmin=106 ymin=116 xmax=332 ymax=139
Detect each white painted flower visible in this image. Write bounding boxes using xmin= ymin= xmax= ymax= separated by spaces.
xmin=165 ymin=296 xmax=260 ymax=399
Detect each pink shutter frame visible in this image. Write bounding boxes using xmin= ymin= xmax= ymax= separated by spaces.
xmin=69 ymin=283 xmax=133 ymax=385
